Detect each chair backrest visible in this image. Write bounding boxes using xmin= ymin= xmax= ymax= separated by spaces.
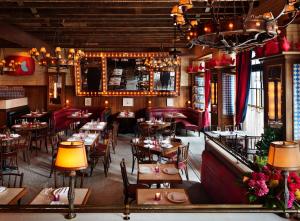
xmin=0 ymin=151 xmax=18 ymax=172
xmin=18 ymin=131 xmax=32 ymax=149
xmin=244 ymin=135 xmax=261 ymax=156
xmin=51 ymin=134 xmax=59 ymax=156
xmin=54 ymin=170 xmax=85 ymax=188
xmin=177 ymin=143 xmax=189 ymax=167
xmin=120 ymin=159 xmax=129 ymax=193
xmin=0 ymin=172 xmax=23 ymax=187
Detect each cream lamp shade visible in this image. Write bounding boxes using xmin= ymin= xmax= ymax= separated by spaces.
xmin=267 ymin=141 xmax=300 ymax=170
xmin=55 ymin=141 xmax=88 ymax=171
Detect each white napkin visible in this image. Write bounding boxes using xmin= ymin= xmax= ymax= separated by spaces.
xmin=163 ymin=167 xmax=178 ymax=175
xmin=139 ymin=167 xmax=152 ymax=174
xmin=0 ymin=186 xmax=7 ymax=193
xmin=169 ymin=192 xmax=186 ymax=202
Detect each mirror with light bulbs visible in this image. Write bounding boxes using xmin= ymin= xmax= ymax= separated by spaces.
xmin=106 ymin=57 xmax=150 ymax=92
xmin=74 ymin=52 xmax=181 ymax=97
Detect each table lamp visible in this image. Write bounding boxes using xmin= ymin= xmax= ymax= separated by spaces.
xmin=55 ymin=141 xmax=88 ymax=219
xmin=267 ymin=141 xmax=300 ymax=212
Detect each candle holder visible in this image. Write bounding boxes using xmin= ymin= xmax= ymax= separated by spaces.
xmin=154 ymin=192 xmax=161 ymax=201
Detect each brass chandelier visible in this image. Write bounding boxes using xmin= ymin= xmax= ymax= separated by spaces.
xmin=171 ymin=0 xmax=299 ymax=52
xmin=29 ymin=47 xmax=85 ymax=68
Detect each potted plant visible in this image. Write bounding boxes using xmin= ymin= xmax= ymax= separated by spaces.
xmin=254 ymin=127 xmax=283 ymax=168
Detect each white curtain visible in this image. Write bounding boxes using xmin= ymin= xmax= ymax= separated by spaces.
xmin=243 ymin=106 xmax=264 ymax=136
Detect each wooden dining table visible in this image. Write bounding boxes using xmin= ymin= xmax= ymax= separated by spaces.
xmin=80 ymin=121 xmax=107 ymax=133
xmin=11 ymin=122 xmax=48 ymax=131
xmin=67 ymin=133 xmax=99 ymax=149
xmin=30 ymin=188 xmax=90 ymax=205
xmin=139 ymin=121 xmax=171 ymax=131
xmin=21 ymin=112 xmax=48 ymax=120
xmin=134 ymin=138 xmax=181 ymax=158
xmin=137 ymin=188 xmax=190 ymax=205
xmin=137 ymin=163 xmax=182 ymax=185
xmin=0 ymin=187 xmax=28 ymax=205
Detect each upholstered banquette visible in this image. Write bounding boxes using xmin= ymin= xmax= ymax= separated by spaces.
xmin=201 ymin=139 xmax=252 ymax=203
xmin=52 ymin=107 xmax=111 ymax=131
xmin=146 ymin=107 xmax=204 ymax=135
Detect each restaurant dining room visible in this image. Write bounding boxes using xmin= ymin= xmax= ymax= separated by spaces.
xmin=0 ymin=0 xmax=300 ymax=220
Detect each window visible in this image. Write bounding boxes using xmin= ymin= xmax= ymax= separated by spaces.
xmin=249 ymin=51 xmax=263 ymax=108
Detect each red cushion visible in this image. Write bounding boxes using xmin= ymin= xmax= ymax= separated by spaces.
xmin=147 ymin=107 xmax=203 ymax=132
xmin=201 ymin=151 xmax=248 ymax=204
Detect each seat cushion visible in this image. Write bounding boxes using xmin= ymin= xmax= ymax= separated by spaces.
xmin=175 ymin=119 xmax=199 ymax=131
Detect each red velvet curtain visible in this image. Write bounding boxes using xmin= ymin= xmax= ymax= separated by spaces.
xmin=235 ymin=51 xmax=251 ymax=125
xmin=203 ymin=70 xmax=211 ymax=127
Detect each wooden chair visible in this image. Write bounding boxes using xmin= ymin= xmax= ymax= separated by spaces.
xmin=54 ymin=170 xmax=85 ymax=188
xmin=31 ymin=127 xmax=48 ymax=155
xmin=244 ymin=135 xmax=261 ymax=160
xmin=112 ymin=121 xmax=119 ymax=152
xmin=15 ymin=131 xmax=32 ymax=164
xmin=89 ymin=140 xmax=111 ymax=177
xmin=176 ymin=143 xmax=190 ymax=180
xmin=130 ymin=140 xmax=154 ymax=174
xmin=49 ymin=134 xmax=59 ymax=178
xmin=0 ymin=150 xmax=19 ymax=172
xmin=120 ymin=159 xmax=148 ymax=204
xmin=0 ymin=172 xmax=24 ymax=187
xmin=162 ymin=121 xmax=176 ymax=138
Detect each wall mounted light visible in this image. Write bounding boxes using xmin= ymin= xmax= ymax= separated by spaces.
xmin=268 ymin=80 xmax=282 ymax=122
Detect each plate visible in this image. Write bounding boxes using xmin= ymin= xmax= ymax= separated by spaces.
xmin=13 ymin=125 xmax=21 ymax=128
xmin=161 ymin=144 xmax=173 ymax=149
xmin=0 ymin=186 xmax=7 ymax=193
xmin=143 ymin=140 xmax=152 ymax=144
xmin=52 ymin=187 xmax=69 ymax=196
xmin=144 ymin=144 xmax=154 ymax=148
xmin=162 ymin=167 xmax=178 ymax=175
xmin=167 ymin=192 xmax=187 ymax=203
xmin=139 ymin=167 xmax=152 ymax=174
xmin=10 ymin=134 xmax=20 ymax=138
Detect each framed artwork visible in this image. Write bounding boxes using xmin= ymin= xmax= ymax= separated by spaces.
xmin=123 ymin=97 xmax=134 ymax=107
xmin=166 ymin=98 xmax=174 ymax=107
xmin=85 ymin=97 xmax=92 ymax=106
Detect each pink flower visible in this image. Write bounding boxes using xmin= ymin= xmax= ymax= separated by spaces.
xmin=254 ymin=180 xmax=269 ymax=197
xmin=248 ymin=179 xmax=254 ymax=187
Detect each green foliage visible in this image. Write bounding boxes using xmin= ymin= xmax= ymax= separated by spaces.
xmin=255 ymin=127 xmax=283 ymax=157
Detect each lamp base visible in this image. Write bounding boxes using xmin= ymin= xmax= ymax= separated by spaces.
xmin=65 ymin=212 xmax=76 ymax=219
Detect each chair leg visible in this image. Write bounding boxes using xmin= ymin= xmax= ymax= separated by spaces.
xmin=186 ymin=129 xmax=188 ymax=136
xmin=45 ymin=137 xmax=48 ymax=153
xmin=131 ymin=157 xmax=136 ymax=174
xmin=185 ymin=167 xmax=189 ymax=181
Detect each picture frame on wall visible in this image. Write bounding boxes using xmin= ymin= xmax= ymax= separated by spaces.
xmin=123 ymin=97 xmax=134 ymax=107
xmin=166 ymin=98 xmax=174 ymax=107
xmin=85 ymin=97 xmax=92 ymax=106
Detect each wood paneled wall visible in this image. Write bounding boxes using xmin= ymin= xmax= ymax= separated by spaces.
xmin=65 ymin=86 xmax=190 ymax=114
xmin=23 ymin=86 xmax=47 ymax=111
xmin=19 ymin=85 xmax=189 ymax=114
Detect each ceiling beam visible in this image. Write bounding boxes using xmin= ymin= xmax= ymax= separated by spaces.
xmin=0 ymin=22 xmax=50 ymax=48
